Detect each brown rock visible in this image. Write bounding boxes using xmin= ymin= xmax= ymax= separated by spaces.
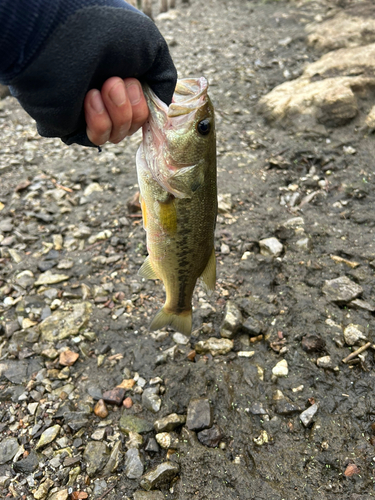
xmin=344 ymin=463 xmax=360 ymax=477
xmin=94 ymin=399 xmax=109 ymax=419
xmin=301 ymin=334 xmax=325 ymax=353
xmin=102 ymin=387 xmax=126 ymax=406
xmin=123 ymin=397 xmax=133 ymax=409
xmin=59 ymin=350 xmax=79 ymax=366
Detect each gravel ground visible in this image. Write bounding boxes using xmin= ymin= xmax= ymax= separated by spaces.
xmin=1 ymin=1 xmax=375 ymax=499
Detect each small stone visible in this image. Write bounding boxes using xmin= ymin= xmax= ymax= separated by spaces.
xmin=253 ymin=430 xmax=269 ymax=446
xmin=259 ymin=237 xmax=283 ymax=257
xmin=272 ymin=359 xmax=288 ymax=377
xmin=295 ymin=237 xmax=312 ymax=251
xmin=13 ymin=451 xmax=39 ymax=473
xmin=102 ymin=387 xmax=126 ymax=406
xmin=101 ymin=440 xmax=122 ymax=475
xmin=195 ymin=337 xmax=233 ymax=356
xmin=117 ymin=378 xmax=136 ymax=390
xmin=300 ymin=403 xmax=319 ymax=427
xmin=343 ymin=324 xmax=367 ymax=346
xmin=344 ymin=463 xmax=360 ymax=477
xmin=186 ymin=398 xmax=213 ymax=431
xmin=145 ymin=438 xmax=160 ymax=453
xmin=83 ymin=182 xmax=103 ymax=197
xmin=237 ymin=351 xmax=255 ymax=358
xmin=59 ymin=350 xmax=79 ymax=366
xmin=126 ymin=432 xmax=143 ymax=449
xmin=172 ymin=333 xmax=189 ymax=345
xmin=39 ymin=302 xmax=92 ymax=341
xmin=125 ymin=448 xmax=144 ymax=479
xmin=83 ymin=441 xmax=108 ymax=477
xmin=142 ymin=388 xmax=161 ymax=413
xmin=154 ymin=413 xmax=186 ymax=433
xmin=94 ymin=399 xmax=109 ymax=418
xmin=249 ymin=403 xmax=267 ymax=415
xmin=316 ymin=355 xmax=333 ymax=369
xmin=322 ymin=276 xmax=363 ymax=304
xmin=35 ymin=425 xmax=61 ymax=450
xmin=133 ymin=491 xmax=164 ymax=500
xmin=301 ymin=334 xmax=325 ymax=352
xmin=349 ymin=298 xmax=375 ymax=312
xmin=33 ymin=478 xmax=54 ymax=499
xmin=274 ymin=399 xmax=301 ymax=415
xmin=220 ymin=243 xmax=230 ymax=255
xmin=219 ymin=301 xmax=243 ymax=338
xmin=48 ymin=489 xmax=68 ymax=500
xmin=241 ymin=316 xmax=263 ymax=336
xmin=15 ymin=270 xmax=35 ymax=288
xmin=57 ymin=259 xmax=74 ymax=270
xmin=91 ymin=429 xmax=106 ymax=441
xmin=119 ymin=415 xmax=154 ymax=434
xmin=0 ymin=437 xmax=20 ymax=464
xmin=218 ymin=193 xmax=232 ymax=214
xmin=197 ymin=425 xmax=223 ymax=447
xmin=140 ymin=461 xmax=180 ymax=491
xmin=123 ymin=397 xmax=133 ymax=409
xmin=155 ymin=432 xmax=176 ymax=449
xmin=34 ymin=271 xmax=69 ymax=286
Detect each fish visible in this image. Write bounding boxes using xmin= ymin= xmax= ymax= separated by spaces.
xmin=136 ymin=77 xmax=217 ymax=335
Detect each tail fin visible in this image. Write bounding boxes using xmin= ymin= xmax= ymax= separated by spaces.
xmin=149 ymin=307 xmax=192 ymax=335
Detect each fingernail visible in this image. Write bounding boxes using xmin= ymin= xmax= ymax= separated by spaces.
xmin=126 ymin=83 xmax=141 ymax=105
xmin=109 ymin=82 xmax=126 ymax=107
xmin=90 ymin=90 xmax=104 ymax=113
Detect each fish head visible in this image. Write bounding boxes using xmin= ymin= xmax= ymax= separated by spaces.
xmin=141 ymin=77 xmax=216 ymax=198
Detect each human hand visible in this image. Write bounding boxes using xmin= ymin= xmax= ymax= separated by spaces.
xmin=84 ymin=77 xmax=149 ymax=146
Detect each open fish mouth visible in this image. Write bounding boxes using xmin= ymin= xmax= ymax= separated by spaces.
xmin=143 ymin=77 xmax=209 ymax=124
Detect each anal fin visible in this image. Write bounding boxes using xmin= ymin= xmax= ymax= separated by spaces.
xmin=138 ymin=256 xmax=158 ymax=280
xmin=200 ymin=248 xmax=216 ymax=295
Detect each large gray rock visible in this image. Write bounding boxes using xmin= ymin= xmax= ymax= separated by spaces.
xmin=220 ymin=300 xmax=243 ymax=339
xmin=124 ymin=448 xmax=144 ymax=479
xmin=0 ymin=437 xmax=20 ymax=465
xmin=140 ymin=462 xmax=180 ymax=491
xmin=322 ymin=276 xmax=363 ymax=305
xmin=83 ymin=441 xmax=108 ymax=477
xmin=186 ymin=398 xmax=213 ymax=432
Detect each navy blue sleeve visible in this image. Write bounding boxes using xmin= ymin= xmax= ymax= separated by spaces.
xmin=0 ymin=0 xmax=177 ymax=147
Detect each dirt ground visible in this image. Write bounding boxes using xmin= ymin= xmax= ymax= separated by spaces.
xmin=1 ymin=1 xmax=375 ymax=499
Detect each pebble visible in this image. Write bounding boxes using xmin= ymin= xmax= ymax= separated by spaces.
xmin=172 ymin=332 xmax=190 ymax=345
xmin=253 ymin=430 xmax=269 ymax=446
xmin=102 ymin=387 xmax=126 ymax=406
xmin=48 ymin=489 xmax=69 ymax=500
xmin=259 ymin=237 xmax=283 ymax=257
xmin=301 ymin=334 xmax=325 ymax=352
xmin=33 ymin=478 xmax=54 ymax=500
xmin=316 ymin=355 xmax=333 ymax=369
xmin=154 ymin=413 xmax=186 ymax=433
xmin=344 ymin=463 xmax=360 ymax=477
xmin=125 ymin=448 xmax=144 ymax=479
xmin=0 ymin=437 xmax=20 ymax=464
xmin=300 ymin=403 xmax=319 ymax=427
xmin=343 ymin=324 xmax=367 ymax=346
xmin=13 ymin=451 xmax=39 ymax=473
xmin=186 ymin=398 xmax=213 ymax=431
xmin=92 ymin=480 xmax=107 ymax=497
xmin=142 ymin=388 xmax=162 ymax=413
xmin=322 ymin=276 xmax=363 ymax=304
xmin=155 ymin=432 xmax=178 ymax=449
xmin=119 ymin=415 xmax=154 ymax=434
xmin=91 ymin=428 xmax=106 ymax=441
xmin=220 ymin=243 xmax=230 ymax=254
xmin=126 ymin=432 xmax=144 ymax=449
xmin=195 ymin=337 xmax=234 ymax=356
xmin=83 ymin=182 xmax=103 ymax=197
xmin=83 ymin=441 xmax=108 ymax=477
xmin=123 ymin=397 xmax=133 ymax=408
xmin=219 ymin=300 xmax=243 ymax=338
xmin=197 ymin=425 xmax=223 ymax=447
xmin=101 ymin=440 xmax=122 ymax=475
xmin=145 ymin=438 xmax=160 ymax=453
xmin=272 ymin=359 xmax=288 ymax=377
xmin=35 ymin=425 xmax=61 ymax=450
xmin=241 ymin=316 xmax=263 ymax=336
xmin=39 ymin=302 xmax=92 ymax=342
xmin=15 ymin=270 xmax=35 ymax=288
xmin=59 ymin=350 xmax=79 ymax=366
xmin=117 ymin=378 xmax=136 ymax=389
xmin=133 ymin=491 xmax=165 ymax=500
xmin=34 ymin=271 xmax=69 ymax=286
xmin=237 ymin=351 xmax=255 ymax=358
xmin=140 ymin=461 xmax=180 ymax=491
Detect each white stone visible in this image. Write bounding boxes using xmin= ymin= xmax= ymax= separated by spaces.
xmin=272 ymin=359 xmax=288 ymax=377
xmin=343 ymin=324 xmax=367 ymax=346
xmin=259 ymin=237 xmax=283 ymax=257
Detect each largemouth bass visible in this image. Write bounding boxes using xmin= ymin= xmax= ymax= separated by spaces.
xmin=136 ymin=77 xmax=217 ymax=335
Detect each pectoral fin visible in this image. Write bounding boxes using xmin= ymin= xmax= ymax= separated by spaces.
xmin=200 ymin=248 xmax=216 ymax=295
xmin=168 ymin=164 xmax=204 ymax=199
xmin=138 ymin=256 xmax=158 ymax=280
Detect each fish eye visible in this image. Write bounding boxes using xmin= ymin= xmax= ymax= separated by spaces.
xmin=197 ymin=119 xmax=211 ymax=136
